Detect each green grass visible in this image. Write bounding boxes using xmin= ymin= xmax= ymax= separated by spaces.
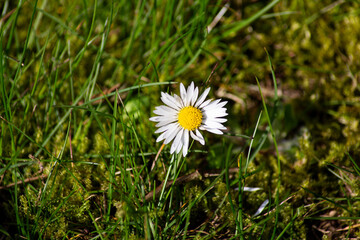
xmin=1 ymin=0 xmax=360 ymax=239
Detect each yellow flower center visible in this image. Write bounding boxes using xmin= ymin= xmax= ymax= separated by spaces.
xmin=178 ymin=106 xmax=203 ymax=131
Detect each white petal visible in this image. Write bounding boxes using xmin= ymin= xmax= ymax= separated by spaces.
xmin=205 ymin=117 xmax=227 ymax=123
xmin=150 ymin=116 xmax=163 ymax=122
xmin=182 ymin=129 xmax=189 ymax=157
xmin=160 ymin=93 xmax=178 ymax=110
xmin=164 ymin=125 xmax=181 ymax=144
xmin=155 ymin=117 xmax=177 ymax=127
xmin=195 ymin=87 xmax=210 ymax=108
xmin=156 ymin=131 xmax=168 ymax=142
xmin=204 ymin=100 xmax=227 ymax=111
xmin=174 ymin=94 xmax=184 ymax=108
xmin=185 ymin=82 xmax=194 ymax=106
xmin=171 ymin=129 xmax=184 ymax=153
xmin=198 ymin=99 xmax=212 ymax=109
xmin=243 ymin=187 xmax=262 ymax=192
xmin=191 ymin=86 xmax=199 ymax=106
xmin=204 ymin=106 xmax=227 ymax=113
xmin=204 ymin=127 xmax=224 ymax=135
xmin=176 ymin=137 xmax=183 ymax=154
xmin=205 ymin=114 xmax=228 ymax=121
xmin=155 ymin=122 xmax=177 ymax=134
xmin=167 ymin=93 xmax=183 ymax=109
xmin=203 ymin=120 xmax=226 ymax=130
xmin=202 ymin=99 xmax=221 ymax=111
xmin=253 ymin=199 xmax=269 ymax=217
xmin=161 ymin=92 xmax=182 ymax=110
xmin=153 ymin=107 xmax=177 ymax=116
xmin=217 ymin=100 xmax=227 ymax=108
xmin=157 ymin=105 xmax=179 ymax=113
xmin=190 ymin=130 xmax=200 ymax=141
xmin=205 ymin=110 xmax=228 ymax=118
xmin=164 ymin=123 xmax=180 ymax=137
xmin=195 ymin=129 xmax=205 ymax=145
xmin=190 ymin=130 xmax=203 ymax=144
xmin=180 ymin=83 xmax=187 ymax=103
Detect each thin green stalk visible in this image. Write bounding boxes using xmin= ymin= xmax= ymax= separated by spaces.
xmin=10 ymin=0 xmax=38 ymax=101
xmin=255 ymin=76 xmax=281 ymax=239
xmin=45 ymin=40 xmax=61 ymax=133
xmin=224 ymin=144 xmax=241 ymax=234
xmin=237 ymin=110 xmax=262 ymax=238
xmin=237 ymin=153 xmax=244 ymax=239
xmin=107 ymin=86 xmax=118 ymax=223
xmin=158 ymin=154 xmax=175 ymax=207
xmin=221 ymin=0 xmax=280 ymax=37
xmin=275 ymin=210 xmax=299 ymax=240
xmin=245 ymin=110 xmax=262 ymax=173
xmin=6 ymin=0 xmax=23 ymax=51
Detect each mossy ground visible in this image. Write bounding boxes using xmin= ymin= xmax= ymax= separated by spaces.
xmin=1 ymin=0 xmax=360 ymax=239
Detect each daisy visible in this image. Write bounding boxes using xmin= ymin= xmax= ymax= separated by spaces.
xmin=150 ymin=82 xmax=228 ymax=157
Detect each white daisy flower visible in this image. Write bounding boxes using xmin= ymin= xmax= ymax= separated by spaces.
xmin=150 ymin=82 xmax=228 ymax=157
